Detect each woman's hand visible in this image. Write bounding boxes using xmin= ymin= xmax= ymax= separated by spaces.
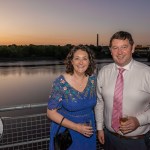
xmin=76 ymin=124 xmax=94 ymax=137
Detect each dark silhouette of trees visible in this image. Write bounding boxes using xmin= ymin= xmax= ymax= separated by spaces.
xmin=0 ymin=44 xmax=71 ymax=61
xmin=0 ymin=44 xmax=104 ymax=61
xmin=1 ymin=44 xmax=148 ymax=61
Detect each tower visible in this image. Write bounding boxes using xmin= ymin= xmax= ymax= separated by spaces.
xmin=97 ymin=34 xmax=99 ymax=47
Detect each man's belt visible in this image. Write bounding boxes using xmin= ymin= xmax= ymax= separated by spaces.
xmin=108 ymin=130 xmax=145 ymax=140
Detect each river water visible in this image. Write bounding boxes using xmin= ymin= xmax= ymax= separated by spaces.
xmin=0 ymin=64 xmax=64 ymax=106
xmin=0 ymin=59 xmax=149 ymax=116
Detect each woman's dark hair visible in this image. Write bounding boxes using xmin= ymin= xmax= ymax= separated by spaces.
xmin=109 ymin=31 xmax=134 ymax=47
xmin=64 ymin=45 xmax=96 ymax=76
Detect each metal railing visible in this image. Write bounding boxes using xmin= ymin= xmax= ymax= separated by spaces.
xmin=0 ymin=103 xmax=103 ymax=150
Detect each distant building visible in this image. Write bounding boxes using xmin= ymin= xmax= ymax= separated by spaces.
xmin=147 ymin=45 xmax=150 ymax=50
xmin=135 ymin=45 xmax=142 ymax=48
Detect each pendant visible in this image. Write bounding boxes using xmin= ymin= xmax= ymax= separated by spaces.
xmin=79 ymin=84 xmax=82 ymax=88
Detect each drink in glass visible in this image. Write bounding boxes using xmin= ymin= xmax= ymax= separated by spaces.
xmin=120 ymin=114 xmax=128 ymax=123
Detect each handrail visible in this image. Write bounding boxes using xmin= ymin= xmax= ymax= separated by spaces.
xmin=0 ymin=103 xmax=47 ymax=112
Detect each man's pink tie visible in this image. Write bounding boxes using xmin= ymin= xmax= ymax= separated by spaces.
xmin=111 ymin=68 xmax=125 ymax=132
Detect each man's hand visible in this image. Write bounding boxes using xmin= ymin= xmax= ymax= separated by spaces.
xmin=97 ymin=130 xmax=105 ymax=144
xmin=119 ymin=116 xmax=140 ymax=134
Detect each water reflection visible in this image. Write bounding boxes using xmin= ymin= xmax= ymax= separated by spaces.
xmin=0 ymin=65 xmax=64 ymax=76
xmin=1 ymin=59 xmax=148 ymax=113
xmin=0 ymin=65 xmax=65 ymax=108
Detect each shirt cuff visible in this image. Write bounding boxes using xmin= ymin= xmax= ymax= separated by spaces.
xmin=96 ymin=123 xmax=104 ymax=131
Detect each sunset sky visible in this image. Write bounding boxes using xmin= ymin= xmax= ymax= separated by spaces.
xmin=0 ymin=0 xmax=150 ymax=46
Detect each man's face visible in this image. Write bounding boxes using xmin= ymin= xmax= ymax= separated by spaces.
xmin=110 ymin=39 xmax=134 ymax=67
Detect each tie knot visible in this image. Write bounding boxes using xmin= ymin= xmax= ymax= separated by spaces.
xmin=118 ymin=68 xmax=125 ymax=74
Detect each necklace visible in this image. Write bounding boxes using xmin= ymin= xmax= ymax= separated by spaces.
xmin=79 ymin=83 xmax=83 ymax=88
xmin=71 ymin=75 xmax=85 ymax=88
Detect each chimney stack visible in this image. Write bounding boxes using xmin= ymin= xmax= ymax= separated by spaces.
xmin=97 ymin=34 xmax=99 ymax=47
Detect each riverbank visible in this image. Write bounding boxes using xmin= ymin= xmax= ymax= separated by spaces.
xmin=0 ymin=58 xmax=149 ymax=67
xmin=0 ymin=60 xmax=64 ymax=67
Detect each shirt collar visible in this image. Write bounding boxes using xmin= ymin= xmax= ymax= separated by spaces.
xmin=115 ymin=59 xmax=134 ymax=71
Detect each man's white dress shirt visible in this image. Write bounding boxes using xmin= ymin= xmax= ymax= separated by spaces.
xmin=95 ymin=59 xmax=150 ymax=136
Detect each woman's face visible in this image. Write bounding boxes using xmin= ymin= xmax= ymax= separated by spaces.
xmin=71 ymin=49 xmax=90 ymax=75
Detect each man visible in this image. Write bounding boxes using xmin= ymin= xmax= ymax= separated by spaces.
xmin=95 ymin=31 xmax=150 ymax=150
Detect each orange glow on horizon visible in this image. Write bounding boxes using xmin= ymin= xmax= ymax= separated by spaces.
xmin=0 ymin=35 xmax=103 ymax=46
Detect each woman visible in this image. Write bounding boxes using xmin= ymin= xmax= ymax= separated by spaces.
xmin=47 ymin=45 xmax=97 ymax=150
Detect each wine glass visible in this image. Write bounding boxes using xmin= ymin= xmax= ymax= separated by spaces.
xmin=119 ymin=114 xmax=128 ymax=134
xmin=119 ymin=114 xmax=128 ymax=124
xmin=85 ymin=120 xmax=92 ymax=127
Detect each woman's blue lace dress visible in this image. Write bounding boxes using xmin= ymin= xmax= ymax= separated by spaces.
xmin=47 ymin=75 xmax=97 ymax=150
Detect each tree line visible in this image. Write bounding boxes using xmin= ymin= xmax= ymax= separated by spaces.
xmin=0 ymin=44 xmax=112 ymax=61
xmin=0 ymin=44 xmax=149 ymax=61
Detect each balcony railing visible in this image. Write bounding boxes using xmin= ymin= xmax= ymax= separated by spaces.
xmin=0 ymin=103 xmax=103 ymax=150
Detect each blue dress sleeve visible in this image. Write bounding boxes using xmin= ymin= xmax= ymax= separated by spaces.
xmin=47 ymin=77 xmax=63 ymax=110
